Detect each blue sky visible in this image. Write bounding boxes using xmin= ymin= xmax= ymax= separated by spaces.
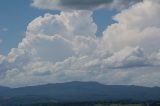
xmin=0 ymin=0 xmax=116 ymax=55
xmin=0 ymin=0 xmax=58 ymax=55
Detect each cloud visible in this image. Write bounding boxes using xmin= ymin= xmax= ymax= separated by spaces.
xmin=150 ymin=50 xmax=160 ymax=66
xmin=101 ymin=0 xmax=160 ymax=54
xmin=102 ymin=47 xmax=150 ymax=69
xmin=0 ymin=0 xmax=160 ymax=87
xmin=0 ymin=28 xmax=8 ymax=32
xmin=0 ymin=55 xmax=5 ymax=64
xmin=31 ymin=0 xmax=143 ymax=10
xmin=27 ymin=11 xmax=97 ymax=37
xmin=0 ymin=11 xmax=98 ymax=87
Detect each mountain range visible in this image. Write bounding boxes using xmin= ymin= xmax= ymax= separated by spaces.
xmin=0 ymin=81 xmax=160 ymax=106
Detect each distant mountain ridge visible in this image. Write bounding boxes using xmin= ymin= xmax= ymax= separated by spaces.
xmin=0 ymin=81 xmax=160 ymax=106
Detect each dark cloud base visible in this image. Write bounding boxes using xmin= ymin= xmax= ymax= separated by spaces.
xmin=58 ymin=0 xmax=143 ymax=10
xmin=32 ymin=0 xmax=143 ymax=10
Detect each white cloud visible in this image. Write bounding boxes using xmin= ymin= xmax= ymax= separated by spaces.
xmin=27 ymin=11 xmax=97 ymax=38
xmin=17 ymin=11 xmax=97 ymax=63
xmin=0 ymin=0 xmax=160 ymax=87
xmin=101 ymin=0 xmax=160 ymax=54
xmin=102 ymin=47 xmax=150 ymax=68
xmin=0 ymin=11 xmax=98 ymax=87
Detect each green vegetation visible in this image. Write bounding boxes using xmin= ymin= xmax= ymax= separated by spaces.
xmin=109 ymin=104 xmax=145 ymax=106
xmin=20 ymin=102 xmax=160 ymax=106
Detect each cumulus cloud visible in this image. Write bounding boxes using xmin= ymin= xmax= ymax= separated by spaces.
xmin=101 ymin=0 xmax=160 ymax=54
xmin=0 ymin=0 xmax=160 ymax=87
xmin=31 ymin=0 xmax=143 ymax=10
xmin=0 ymin=11 xmax=98 ymax=87
xmin=27 ymin=11 xmax=97 ymax=37
xmin=102 ymin=47 xmax=150 ymax=69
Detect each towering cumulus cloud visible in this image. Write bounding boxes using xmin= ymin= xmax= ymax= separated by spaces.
xmin=31 ymin=0 xmax=143 ymax=10
xmin=0 ymin=0 xmax=160 ymax=87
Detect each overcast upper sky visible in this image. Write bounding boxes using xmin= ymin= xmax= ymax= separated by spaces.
xmin=0 ymin=0 xmax=160 ymax=87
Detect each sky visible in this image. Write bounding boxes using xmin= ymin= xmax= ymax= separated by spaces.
xmin=0 ymin=0 xmax=160 ymax=87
